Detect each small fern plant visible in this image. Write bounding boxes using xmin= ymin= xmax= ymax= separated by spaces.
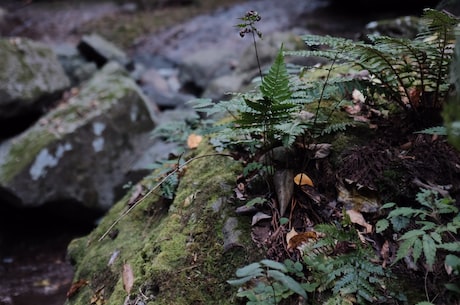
xmin=227 ymin=259 xmax=308 ymax=305
xmin=287 ymin=9 xmax=458 ymax=122
xmin=298 ymin=223 xmax=392 ymax=304
xmin=376 ymin=188 xmax=460 ymax=271
xmin=234 ymin=44 xmax=300 ymax=150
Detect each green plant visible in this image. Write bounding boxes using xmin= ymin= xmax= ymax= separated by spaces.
xmin=227 ymin=259 xmax=308 ymax=305
xmin=377 ymin=188 xmax=460 ymax=271
xmin=298 ymin=224 xmax=392 ymax=304
xmin=443 ymin=22 xmax=460 ymax=150
xmin=287 ymin=9 xmax=458 ymax=123
xmin=234 ymin=45 xmax=300 ymax=151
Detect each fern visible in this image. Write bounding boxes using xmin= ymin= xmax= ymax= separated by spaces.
xmin=235 ymin=44 xmax=299 ymax=150
xmin=377 ymin=188 xmax=460 ymax=271
xmin=300 ymin=224 xmax=391 ymax=304
xmin=287 ymin=9 xmax=458 ymax=118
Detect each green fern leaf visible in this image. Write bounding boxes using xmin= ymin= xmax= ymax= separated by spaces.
xmin=260 ymin=44 xmax=292 ymax=103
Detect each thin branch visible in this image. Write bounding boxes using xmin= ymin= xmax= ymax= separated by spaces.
xmin=98 ymin=153 xmax=233 ymax=241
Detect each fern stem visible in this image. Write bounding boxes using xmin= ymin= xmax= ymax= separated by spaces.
xmin=252 ymin=30 xmax=263 ymax=80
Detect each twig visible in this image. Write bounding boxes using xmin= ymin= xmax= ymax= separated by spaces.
xmin=98 ymin=153 xmax=233 ymax=241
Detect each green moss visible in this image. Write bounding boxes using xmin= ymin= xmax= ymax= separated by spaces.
xmin=65 ymin=141 xmax=260 ymax=305
xmin=0 ymin=129 xmax=56 ymax=183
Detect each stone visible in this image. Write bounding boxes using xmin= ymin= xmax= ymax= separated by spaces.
xmin=0 ymin=37 xmax=70 ymax=137
xmin=0 ymin=62 xmax=156 ymax=211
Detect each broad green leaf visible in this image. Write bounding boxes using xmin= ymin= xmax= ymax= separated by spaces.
xmin=267 ymin=270 xmax=307 ymax=299
xmin=445 ymin=283 xmax=460 ymax=294
xmin=380 ymin=202 xmax=397 ymax=209
xmin=429 ymin=231 xmax=442 ymax=244
xmin=279 ymin=217 xmax=289 ymax=225
xmin=388 ymin=207 xmax=421 ymax=218
xmin=227 ymin=275 xmax=256 ymax=286
xmin=245 ymin=197 xmax=266 ymax=207
xmin=445 ymin=254 xmax=460 ymax=272
xmin=376 ymin=219 xmax=389 ymax=233
xmin=422 ymin=234 xmax=437 ymax=269
xmin=416 ymin=221 xmax=437 ymax=231
xmin=260 ymin=259 xmax=288 ymax=272
xmin=395 ymin=236 xmax=418 ymax=264
xmin=390 ymin=215 xmax=410 ymax=232
xmin=412 ymin=238 xmax=422 ymax=264
xmin=399 ymin=229 xmax=425 ymax=240
xmin=236 ymin=262 xmax=263 ymax=277
xmin=437 ymin=242 xmax=460 ymax=252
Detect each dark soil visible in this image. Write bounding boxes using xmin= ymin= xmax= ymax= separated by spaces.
xmin=247 ymin=111 xmax=460 ymax=304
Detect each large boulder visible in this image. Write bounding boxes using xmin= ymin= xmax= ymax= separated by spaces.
xmin=0 ymin=62 xmax=156 ymax=211
xmin=65 ymin=143 xmax=260 ymax=305
xmin=0 ymin=37 xmax=70 ymax=137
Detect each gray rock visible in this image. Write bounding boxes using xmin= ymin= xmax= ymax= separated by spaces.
xmin=77 ymin=33 xmax=132 ymax=69
xmin=0 ymin=37 xmax=70 ymax=120
xmin=0 ymin=62 xmax=156 ymax=211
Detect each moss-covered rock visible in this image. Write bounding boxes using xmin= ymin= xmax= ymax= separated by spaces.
xmin=65 ymin=143 xmax=262 ymax=305
xmin=0 ymin=37 xmax=70 ymax=120
xmin=0 ymin=62 xmax=156 ymax=210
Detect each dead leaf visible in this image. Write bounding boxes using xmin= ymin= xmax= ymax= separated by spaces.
xmin=67 ymin=279 xmax=89 ymax=298
xmin=293 ymin=173 xmax=314 ymax=187
xmin=187 ymin=133 xmax=203 ymax=149
xmin=286 ymin=228 xmax=319 ymax=250
xmin=183 ymin=192 xmax=198 ymax=208
xmin=128 ymin=184 xmax=143 ymax=207
xmin=90 ymin=287 xmax=106 ymax=305
xmin=122 ymin=263 xmax=134 ymax=295
xmin=251 ymin=212 xmax=272 ymax=226
xmin=380 ymin=240 xmax=390 ymax=268
xmin=346 ymin=209 xmax=373 ymax=233
xmin=286 ymin=228 xmax=298 ymax=245
xmin=352 ymin=89 xmax=366 ymax=103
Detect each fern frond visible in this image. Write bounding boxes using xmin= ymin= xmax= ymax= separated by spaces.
xmin=260 ymin=44 xmax=292 ymax=103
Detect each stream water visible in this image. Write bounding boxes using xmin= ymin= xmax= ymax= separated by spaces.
xmin=0 ymin=0 xmax=440 ymax=304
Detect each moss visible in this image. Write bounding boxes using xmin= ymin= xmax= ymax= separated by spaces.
xmin=0 ymin=129 xmax=56 ymax=183
xmin=65 ymin=141 xmax=260 ymax=305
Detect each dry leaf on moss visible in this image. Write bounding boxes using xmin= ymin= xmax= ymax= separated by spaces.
xmin=187 ymin=133 xmax=203 ymax=149
xmin=122 ymin=263 xmax=134 ymax=295
xmin=66 ymin=279 xmax=89 ymax=298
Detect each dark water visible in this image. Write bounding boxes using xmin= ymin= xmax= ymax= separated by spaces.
xmin=0 ymin=204 xmax=97 ymax=305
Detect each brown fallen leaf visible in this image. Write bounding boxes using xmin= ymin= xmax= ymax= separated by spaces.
xmin=122 ymin=263 xmax=134 ymax=295
xmin=67 ymin=279 xmax=89 ymax=298
xmin=380 ymin=240 xmax=390 ymax=268
xmin=128 ymin=183 xmax=144 ymax=207
xmin=293 ymin=173 xmax=314 ymax=187
xmin=286 ymin=228 xmax=318 ymax=250
xmin=187 ymin=133 xmax=203 ymax=149
xmin=346 ymin=209 xmax=373 ymax=233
